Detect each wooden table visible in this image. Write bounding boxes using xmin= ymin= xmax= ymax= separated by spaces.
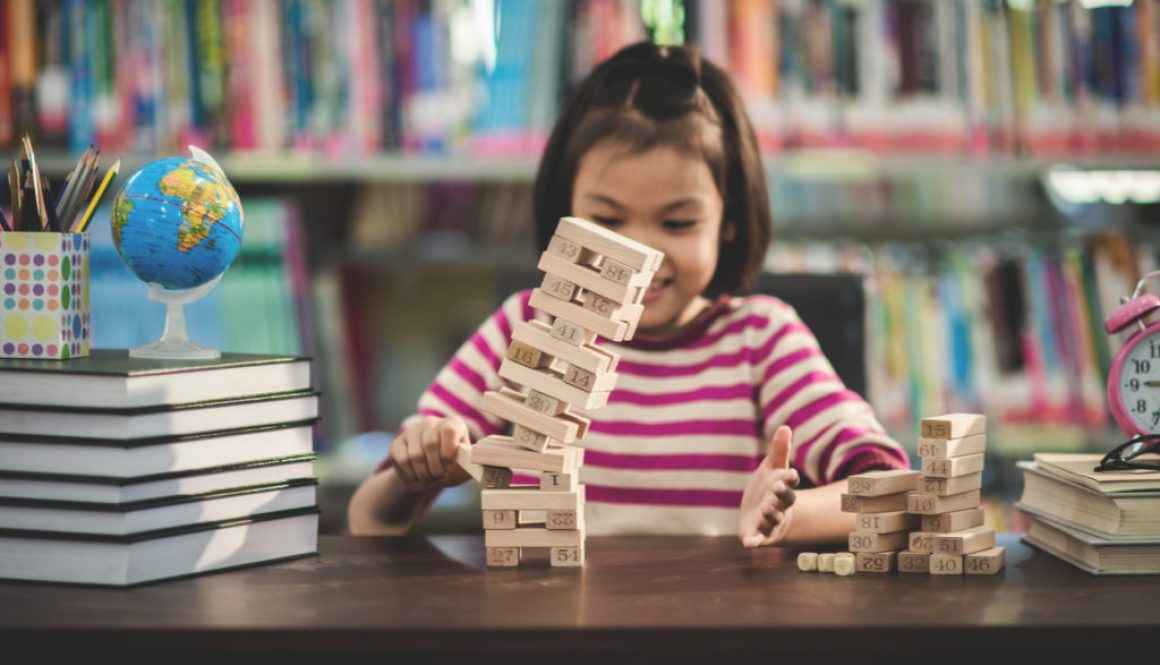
xmin=0 ymin=533 xmax=1154 ymax=662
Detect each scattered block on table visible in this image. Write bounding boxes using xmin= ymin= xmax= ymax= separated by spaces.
xmin=855 ymin=551 xmax=897 ymax=573
xmin=919 ymin=472 xmax=983 ymax=496
xmin=550 ymin=546 xmax=585 ymax=567
xmin=485 ymin=527 xmax=585 ymax=549
xmin=540 ymin=471 xmax=578 ymax=492
xmin=833 ymin=553 xmax=856 ymax=577
xmin=481 ymin=486 xmax=584 ymax=512
xmin=538 ymin=252 xmax=645 ymax=304
xmin=541 ymin=273 xmax=580 ymax=303
xmin=930 ymin=553 xmax=964 ymax=575
xmin=922 ymin=507 xmax=985 ymax=533
xmin=554 ymin=216 xmax=664 ymax=273
xmin=921 ymin=453 xmax=985 ymax=478
xmin=486 ymin=547 xmax=520 ymax=567
xmin=547 ymin=510 xmax=581 ymax=530
xmin=964 ymin=546 xmax=1006 ymax=575
xmin=471 ymin=436 xmax=582 ymax=474
xmin=513 ymin=320 xmax=619 ymax=374
xmin=920 ymin=413 xmax=985 ymax=440
xmin=531 ymin=289 xmax=630 ymax=341
xmin=897 ymin=550 xmax=931 ymax=573
xmin=932 ymin=526 xmax=996 ymax=556
xmin=550 ymin=317 xmax=598 ymax=346
xmin=482 ymin=510 xmax=517 ymax=530
xmin=908 ymin=531 xmax=938 ymax=554
xmin=817 ymin=553 xmax=837 ymax=572
xmin=507 ymin=340 xmax=554 ymax=370
xmin=547 ymin=235 xmax=599 ymax=266
xmin=511 ymin=424 xmax=551 ymax=452
xmin=480 ymin=388 xmax=590 ymax=443
xmin=847 ymin=469 xmax=922 ymax=497
xmin=907 ymin=489 xmax=981 ymax=515
xmin=917 ymin=433 xmax=987 ymax=459
xmin=840 ymin=491 xmax=912 ymax=513
xmin=797 ymin=552 xmax=819 ymax=572
xmin=855 ymin=510 xmax=920 ymax=534
xmin=481 ymin=466 xmax=513 ymax=489
xmin=499 ymin=361 xmax=611 ymax=411
xmin=848 ymin=530 xmax=909 ymax=553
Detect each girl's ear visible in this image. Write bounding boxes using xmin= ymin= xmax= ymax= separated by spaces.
xmin=721 ymin=220 xmax=737 ymax=243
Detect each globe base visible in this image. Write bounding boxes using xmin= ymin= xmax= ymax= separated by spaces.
xmin=131 ymin=277 xmax=224 ymax=360
xmin=130 ymin=337 xmax=221 ymax=360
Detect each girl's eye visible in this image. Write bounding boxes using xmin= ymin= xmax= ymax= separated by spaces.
xmin=663 ymin=220 xmax=697 ymax=231
xmin=592 ymin=216 xmax=621 ymax=227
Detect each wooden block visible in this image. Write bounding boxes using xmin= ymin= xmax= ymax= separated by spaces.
xmin=547 ymin=235 xmax=599 ymax=266
xmin=511 ymin=424 xmax=550 ymax=452
xmin=513 ymin=320 xmax=618 ymax=374
xmin=907 ymin=490 xmax=981 ymax=515
xmin=550 ymin=546 xmax=585 ymax=567
xmin=840 ymin=491 xmax=912 ymax=513
xmin=630 ymin=285 xmax=645 ymax=305
xmin=539 ymin=252 xmax=642 ymax=305
xmin=455 ymin=443 xmax=484 ymax=484
xmin=506 ymin=340 xmax=553 ymax=370
xmin=554 ymin=216 xmax=663 ymax=272
xmin=854 ymin=511 xmax=920 ymax=534
xmin=833 ymin=553 xmax=856 ymax=577
xmin=599 ymin=257 xmax=650 ymax=287
xmin=897 ymin=551 xmax=931 ymax=573
xmin=964 ymin=546 xmax=1005 ymax=575
xmin=797 ymin=552 xmax=819 ymax=572
xmin=930 ymin=553 xmax=964 ymax=575
xmin=486 ymin=547 xmax=520 ymax=567
xmin=817 ymin=553 xmax=837 ymax=573
xmin=932 ymin=526 xmax=996 ymax=556
xmin=921 ymin=507 xmax=985 ymax=533
xmin=481 ymin=486 xmax=584 ymax=512
xmin=847 ymin=469 xmax=922 ymax=497
xmin=855 ymin=551 xmax=896 ymax=573
xmin=917 ymin=433 xmax=987 ymax=459
xmin=540 ymin=273 xmax=580 ymax=302
xmin=485 ymin=527 xmax=584 ymax=549
xmin=919 ymin=472 xmax=983 ymax=496
xmin=479 ymin=388 xmax=590 ymax=443
xmin=921 ymin=453 xmax=985 ymax=478
xmin=583 ymin=293 xmax=633 ymax=320
xmin=562 ymin=364 xmax=618 ymax=393
xmin=540 ymin=471 xmax=578 ymax=492
xmin=499 ymin=359 xmax=610 ymax=411
xmin=481 ymin=466 xmax=513 ymax=489
xmin=546 ymin=510 xmax=581 ymax=530
xmin=908 ymin=532 xmax=937 ymax=554
xmin=550 ymin=317 xmax=598 ymax=346
xmin=848 ymin=530 xmax=909 ymax=553
xmin=920 ymin=413 xmax=985 ymax=440
xmin=531 ymin=289 xmax=630 ymax=341
xmin=471 ymin=436 xmax=581 ymax=474
xmin=482 ymin=510 xmax=516 ymax=530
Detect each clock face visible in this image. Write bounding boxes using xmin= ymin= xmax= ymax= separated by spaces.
xmin=1113 ymin=330 xmax=1160 ymax=435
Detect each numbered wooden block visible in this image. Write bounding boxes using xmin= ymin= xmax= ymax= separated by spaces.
xmin=499 ymin=360 xmax=611 ymax=411
xmin=930 ymin=553 xmax=964 ymax=575
xmin=486 ymin=547 xmax=520 ymax=567
xmin=546 ymin=510 xmax=580 ymax=530
xmin=485 ymin=527 xmax=585 ymax=549
xmin=907 ymin=490 xmax=981 ymax=515
xmin=539 ymin=252 xmax=642 ymax=304
xmin=480 ymin=388 xmax=590 ymax=443
xmin=817 ymin=553 xmax=837 ymax=573
xmin=547 ymin=235 xmax=598 ymax=266
xmin=897 ymin=550 xmax=931 ymax=573
xmin=920 ymin=413 xmax=985 ymax=440
xmin=917 ymin=433 xmax=986 ymax=459
xmin=550 ymin=546 xmax=585 ymax=567
xmin=540 ymin=471 xmax=578 ymax=492
xmin=855 ymin=551 xmax=897 ymax=573
xmin=550 ymin=317 xmax=598 ymax=346
xmin=482 ymin=510 xmax=517 ymax=530
xmin=920 ymin=472 xmax=983 ymax=496
xmin=541 ymin=273 xmax=580 ymax=302
xmin=833 ymin=553 xmax=856 ymax=577
xmin=523 ymin=389 xmax=568 ymax=416
xmin=848 ymin=530 xmax=909 ymax=553
xmin=455 ymin=443 xmax=485 ymax=484
xmin=482 ymin=486 xmax=584 ymax=512
xmin=562 ymin=364 xmax=617 ymax=393
xmin=531 ymin=289 xmax=631 ymax=342
xmin=847 ymin=469 xmax=922 ymax=497
xmin=932 ymin=526 xmax=996 ymax=556
xmin=471 ymin=436 xmax=582 ymax=474
xmin=840 ymin=491 xmax=912 ymax=513
xmin=797 ymin=552 xmax=819 ymax=572
xmin=964 ymin=546 xmax=1006 ymax=575
xmin=554 ymin=216 xmax=664 ymax=273
xmin=481 ymin=466 xmax=513 ymax=489
xmin=511 ymin=424 xmax=550 ymax=452
xmin=908 ymin=531 xmax=938 ymax=554
xmin=513 ymin=320 xmax=619 ymax=374
xmin=921 ymin=453 xmax=985 ymax=478
xmin=854 ymin=510 xmax=920 ymax=534
xmin=922 ymin=507 xmax=985 ymax=533
xmin=598 ymin=257 xmax=638 ymax=286
xmin=506 ymin=340 xmax=553 ymax=370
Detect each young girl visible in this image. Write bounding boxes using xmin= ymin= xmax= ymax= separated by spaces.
xmin=347 ymin=42 xmax=909 ymax=547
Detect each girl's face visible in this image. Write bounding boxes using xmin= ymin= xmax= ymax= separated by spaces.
xmin=570 ymin=139 xmax=729 ymax=338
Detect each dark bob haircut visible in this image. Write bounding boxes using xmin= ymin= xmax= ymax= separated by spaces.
xmin=533 ymin=41 xmax=771 ymax=296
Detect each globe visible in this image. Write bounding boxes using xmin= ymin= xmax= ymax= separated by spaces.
xmin=111 ymin=156 xmax=244 ymax=291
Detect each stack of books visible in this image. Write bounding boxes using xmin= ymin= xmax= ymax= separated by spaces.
xmin=0 ymin=350 xmax=321 ymax=586
xmin=1017 ymin=453 xmax=1160 ymax=575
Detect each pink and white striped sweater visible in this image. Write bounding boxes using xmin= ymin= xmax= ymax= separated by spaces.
xmin=387 ymin=290 xmax=909 ymax=536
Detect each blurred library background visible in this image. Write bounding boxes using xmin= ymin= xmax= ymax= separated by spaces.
xmin=6 ymin=0 xmax=1159 ymax=534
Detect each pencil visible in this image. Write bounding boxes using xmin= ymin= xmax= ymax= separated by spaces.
xmin=55 ymin=146 xmax=92 ymax=224
xmin=22 ymin=135 xmax=47 ymax=230
xmin=75 ymin=159 xmax=120 ymax=233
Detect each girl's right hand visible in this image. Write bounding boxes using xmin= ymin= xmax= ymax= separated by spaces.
xmin=390 ymin=416 xmax=472 ymax=493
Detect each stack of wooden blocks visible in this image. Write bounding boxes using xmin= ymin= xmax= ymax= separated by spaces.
xmin=842 ymin=468 xmax=922 ymax=573
xmin=454 ymin=216 xmax=663 ymax=568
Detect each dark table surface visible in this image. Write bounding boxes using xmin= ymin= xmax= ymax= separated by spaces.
xmin=1 ymin=532 xmax=1155 ymax=661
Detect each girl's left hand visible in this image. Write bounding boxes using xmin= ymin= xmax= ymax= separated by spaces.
xmin=739 ymin=425 xmax=800 ymax=548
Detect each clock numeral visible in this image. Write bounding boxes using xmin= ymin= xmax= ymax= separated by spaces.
xmin=1135 ymin=399 xmax=1148 ymax=414
xmin=1133 ymin=359 xmax=1152 ymax=374
xmin=1151 ymin=341 xmax=1160 ymax=359
xmin=1129 ymin=378 xmax=1141 ymax=391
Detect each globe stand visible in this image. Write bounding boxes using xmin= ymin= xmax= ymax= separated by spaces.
xmin=130 ymin=274 xmax=223 ymax=360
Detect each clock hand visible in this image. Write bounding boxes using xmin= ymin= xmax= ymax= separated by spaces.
xmin=1146 ymin=381 xmax=1160 ymax=387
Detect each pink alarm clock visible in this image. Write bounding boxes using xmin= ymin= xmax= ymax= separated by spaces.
xmin=1106 ymin=272 xmax=1160 ymax=436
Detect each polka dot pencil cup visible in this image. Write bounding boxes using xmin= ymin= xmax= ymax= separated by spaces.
xmin=0 ymin=232 xmax=90 ymax=360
